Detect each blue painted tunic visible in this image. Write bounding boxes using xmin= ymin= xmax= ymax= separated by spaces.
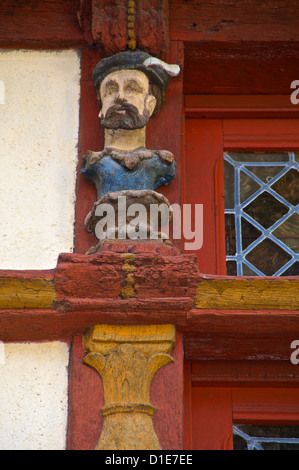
xmin=81 ymin=150 xmax=176 ymax=199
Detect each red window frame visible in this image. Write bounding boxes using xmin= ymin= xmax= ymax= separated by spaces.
xmin=183 ymin=95 xmax=299 ymax=450
xmin=183 ymin=95 xmax=299 ymax=274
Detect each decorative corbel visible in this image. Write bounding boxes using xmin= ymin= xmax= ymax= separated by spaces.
xmin=83 ymin=325 xmax=176 ymax=450
xmin=86 ymin=0 xmax=169 ymax=56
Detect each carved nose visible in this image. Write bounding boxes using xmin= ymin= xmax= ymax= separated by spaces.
xmin=115 ymin=91 xmax=127 ymax=105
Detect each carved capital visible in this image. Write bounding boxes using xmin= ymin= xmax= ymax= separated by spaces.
xmin=83 ymin=325 xmax=175 ymax=450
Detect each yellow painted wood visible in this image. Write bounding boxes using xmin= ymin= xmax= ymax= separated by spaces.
xmin=83 ymin=324 xmax=176 ymax=357
xmin=83 ymin=324 xmax=176 ymax=450
xmin=195 ymin=278 xmax=299 ymax=310
xmin=0 ymin=277 xmax=56 ymax=309
xmin=120 ymin=253 xmax=136 ymax=299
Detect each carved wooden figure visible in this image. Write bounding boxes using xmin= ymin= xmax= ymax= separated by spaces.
xmin=81 ymin=51 xmax=180 ymax=251
xmin=83 ymin=325 xmax=176 ymax=450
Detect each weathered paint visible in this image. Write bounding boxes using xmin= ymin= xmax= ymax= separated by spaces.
xmin=83 ymin=325 xmax=176 ymax=450
xmin=82 ymin=151 xmax=176 ymax=198
xmin=0 ymin=277 xmax=56 ymax=309
xmin=195 ymin=278 xmax=299 ymax=310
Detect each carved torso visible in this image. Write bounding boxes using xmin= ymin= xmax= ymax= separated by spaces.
xmin=82 ymin=148 xmax=176 ymax=198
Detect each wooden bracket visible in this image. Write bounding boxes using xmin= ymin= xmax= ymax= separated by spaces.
xmin=83 ymin=324 xmax=175 ymax=450
xmin=90 ymin=0 xmax=169 ymax=56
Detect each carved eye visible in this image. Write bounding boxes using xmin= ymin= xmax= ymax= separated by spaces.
xmin=104 ymin=82 xmax=119 ymax=97
xmin=125 ymin=82 xmax=143 ymax=94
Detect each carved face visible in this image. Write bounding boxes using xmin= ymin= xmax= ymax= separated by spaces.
xmin=99 ymin=70 xmax=157 ymax=130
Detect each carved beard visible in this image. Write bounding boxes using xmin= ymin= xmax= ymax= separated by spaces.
xmin=101 ymin=103 xmax=150 ymax=130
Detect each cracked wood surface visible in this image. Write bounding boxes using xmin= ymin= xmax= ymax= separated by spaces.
xmin=195 ymin=277 xmax=299 ymax=311
xmin=0 ymin=275 xmax=56 ymax=309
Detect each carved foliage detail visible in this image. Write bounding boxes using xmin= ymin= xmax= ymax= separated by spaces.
xmin=83 ymin=325 xmax=175 ymax=450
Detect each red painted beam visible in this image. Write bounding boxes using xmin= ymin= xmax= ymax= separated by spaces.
xmin=0 ymin=0 xmax=87 ymax=49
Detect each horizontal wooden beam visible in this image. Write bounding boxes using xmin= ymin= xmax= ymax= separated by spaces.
xmin=185 ymin=96 xmax=299 ymax=119
xmin=222 ymin=119 xmax=299 ymax=151
xmin=169 ymin=0 xmax=299 ymax=43
xmin=192 ymin=360 xmax=299 ymax=386
xmin=0 ymin=275 xmax=56 ymax=309
xmin=183 ymin=41 xmax=299 ymax=95
xmin=195 ymin=277 xmax=299 ymax=311
xmin=0 ymin=0 xmax=86 ymax=49
xmin=0 ymin=257 xmax=298 ymax=362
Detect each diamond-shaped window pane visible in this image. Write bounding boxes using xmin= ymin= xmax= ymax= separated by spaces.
xmin=273 ymin=214 xmax=299 ymax=253
xmin=242 ymin=264 xmax=259 ymax=276
xmin=234 ymin=425 xmax=299 ymax=451
xmin=244 ymin=192 xmax=288 ymax=229
xmin=241 ymin=218 xmax=262 ymax=250
xmin=225 ymin=214 xmax=236 ymax=255
xmin=224 ymin=161 xmax=235 ymax=209
xmin=246 ymin=239 xmax=292 ymax=276
xmin=240 ymin=171 xmax=260 ymax=204
xmin=227 ymin=261 xmax=237 ymax=276
xmin=271 ymin=169 xmax=299 ymax=206
xmin=224 ymin=152 xmax=299 ymax=278
xmin=282 ymin=262 xmax=299 ymax=276
xmin=247 ymin=166 xmax=285 ymax=184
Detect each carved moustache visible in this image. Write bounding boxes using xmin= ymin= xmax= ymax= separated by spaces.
xmin=101 ymin=103 xmax=150 ymax=130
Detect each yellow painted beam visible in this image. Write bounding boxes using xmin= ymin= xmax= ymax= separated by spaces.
xmin=195 ymin=278 xmax=299 ymax=311
xmin=0 ymin=277 xmax=56 ymax=309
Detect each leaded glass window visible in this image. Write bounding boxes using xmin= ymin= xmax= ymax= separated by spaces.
xmin=233 ymin=425 xmax=299 ymax=450
xmin=224 ymin=152 xmax=299 ymax=276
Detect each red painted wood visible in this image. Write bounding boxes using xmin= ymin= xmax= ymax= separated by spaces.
xmin=91 ymin=0 xmax=127 ymax=55
xmin=223 ymin=119 xmax=299 ymax=151
xmin=185 ymin=308 xmax=299 ymax=361
xmin=55 ymin=250 xmax=199 ymax=301
xmin=169 ymin=0 xmax=299 ymax=43
xmin=146 ymin=40 xmax=184 ymax=250
xmin=67 ymin=332 xmax=184 ymax=450
xmin=191 ymin=386 xmax=233 ymax=450
xmin=192 ymin=360 xmax=299 ymax=387
xmin=183 ymin=42 xmax=299 ymax=95
xmin=185 ymin=336 xmax=298 ymax=362
xmin=135 ymin=0 xmax=170 ymax=57
xmin=74 ymin=42 xmax=184 ymax=254
xmin=185 ymin=95 xmax=299 ymax=119
xmin=2 ymin=306 xmax=298 ymax=364
xmin=151 ymin=332 xmax=184 ymax=450
xmin=74 ymin=48 xmax=104 ymax=255
xmin=91 ymin=0 xmax=169 ymax=56
xmin=0 ymin=0 xmax=86 ymax=49
xmin=0 ymin=270 xmax=54 ymax=279
xmin=190 ymin=383 xmax=299 ymax=449
xmin=232 ymin=387 xmax=299 ymax=424
xmin=183 ymin=360 xmax=193 ymax=450
xmin=183 ymin=115 xmax=299 ymax=277
xmin=184 ymin=119 xmax=226 ymax=274
xmin=67 ymin=334 xmax=104 ymax=450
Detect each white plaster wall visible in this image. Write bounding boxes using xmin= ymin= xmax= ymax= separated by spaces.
xmin=0 ymin=341 xmax=69 ymax=450
xmin=0 ymin=50 xmax=81 ymax=269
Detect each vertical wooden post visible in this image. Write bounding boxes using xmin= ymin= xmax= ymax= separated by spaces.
xmin=68 ymin=330 xmax=184 ymax=450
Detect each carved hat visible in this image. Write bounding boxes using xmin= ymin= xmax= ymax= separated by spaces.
xmin=92 ymin=51 xmax=180 ymax=115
